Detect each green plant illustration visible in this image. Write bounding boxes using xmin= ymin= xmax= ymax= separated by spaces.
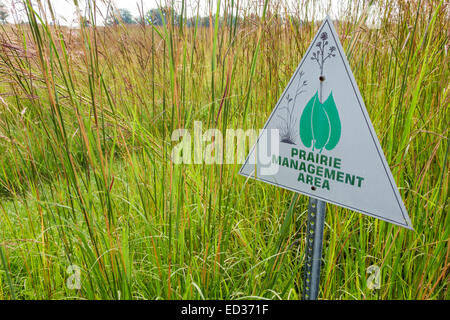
xmin=299 ymin=31 xmax=341 ymax=152
xmin=299 ymin=91 xmax=341 ymax=151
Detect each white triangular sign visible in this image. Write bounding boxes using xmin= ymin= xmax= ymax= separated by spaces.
xmin=240 ymin=17 xmax=412 ymax=229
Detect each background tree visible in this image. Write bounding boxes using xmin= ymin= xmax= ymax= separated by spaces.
xmin=0 ymin=1 xmax=9 ymax=24
xmin=118 ymin=8 xmax=134 ymax=24
xmin=105 ymin=8 xmax=135 ymax=25
xmin=145 ymin=7 xmax=180 ymax=26
xmin=145 ymin=8 xmax=165 ymax=26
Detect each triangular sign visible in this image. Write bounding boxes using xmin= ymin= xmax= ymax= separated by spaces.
xmin=239 ymin=16 xmax=412 ymax=229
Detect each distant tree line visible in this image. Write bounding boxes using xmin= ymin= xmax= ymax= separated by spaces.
xmin=104 ymin=7 xmax=241 ymax=28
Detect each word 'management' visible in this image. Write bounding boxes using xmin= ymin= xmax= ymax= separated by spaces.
xmin=272 ymin=147 xmax=365 ymax=191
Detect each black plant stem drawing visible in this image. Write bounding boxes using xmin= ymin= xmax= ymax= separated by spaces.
xmin=311 ymin=32 xmax=336 ymax=102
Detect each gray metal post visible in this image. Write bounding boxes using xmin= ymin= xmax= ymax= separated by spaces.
xmin=302 ymin=198 xmax=326 ymax=300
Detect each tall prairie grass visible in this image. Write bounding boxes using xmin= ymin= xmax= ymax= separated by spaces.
xmin=0 ymin=0 xmax=448 ymax=299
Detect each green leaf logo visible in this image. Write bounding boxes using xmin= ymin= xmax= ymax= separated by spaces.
xmin=299 ymin=91 xmax=341 ymax=152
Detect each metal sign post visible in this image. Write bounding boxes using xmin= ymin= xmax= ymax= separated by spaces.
xmin=302 ymin=198 xmax=326 ymax=300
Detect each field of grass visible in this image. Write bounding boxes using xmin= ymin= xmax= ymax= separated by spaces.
xmin=0 ymin=0 xmax=448 ymax=299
